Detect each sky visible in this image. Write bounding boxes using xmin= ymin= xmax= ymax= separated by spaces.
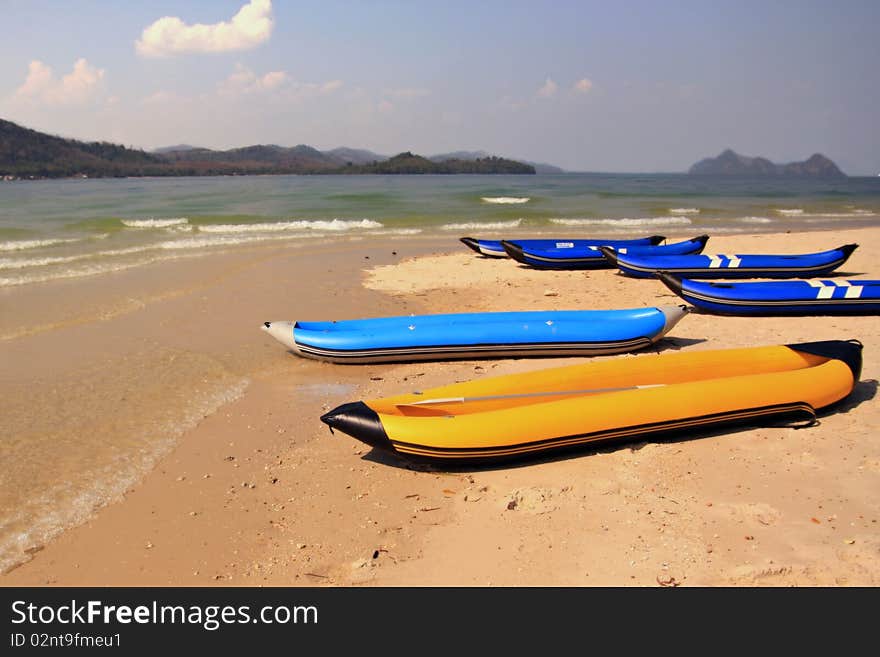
xmin=0 ymin=0 xmax=878 ymax=173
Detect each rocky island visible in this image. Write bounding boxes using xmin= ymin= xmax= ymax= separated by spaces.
xmin=689 ymin=149 xmax=846 ymax=177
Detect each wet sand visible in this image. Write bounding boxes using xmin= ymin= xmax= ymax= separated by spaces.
xmin=3 ymin=228 xmax=879 ymax=586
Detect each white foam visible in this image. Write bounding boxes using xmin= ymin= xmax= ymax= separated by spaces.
xmin=739 ymin=216 xmax=773 ymax=224
xmin=0 ymin=248 xmax=220 ymax=286
xmin=549 ymin=216 xmax=693 ymax=227
xmin=0 ymin=238 xmax=269 ymax=271
xmin=481 ymin=196 xmax=530 ymax=204
xmin=669 ymin=208 xmax=700 ymax=214
xmin=122 ymin=217 xmax=190 ymax=228
xmin=0 ymin=255 xmax=77 ymax=270
xmin=0 ymin=245 xmax=159 ymax=270
xmin=157 ymin=234 xmax=299 ymax=250
xmin=376 ymin=228 xmax=423 ymax=236
xmin=775 ymin=209 xmax=804 ymax=216
xmin=0 ymin=233 xmax=327 ymax=286
xmin=439 ymin=219 xmax=523 ymax=231
xmin=198 ymin=218 xmax=382 ymax=233
xmin=802 ymin=211 xmax=877 ymax=218
xmin=0 ymin=237 xmax=81 ymax=252
xmin=0 ymin=258 xmax=157 ymax=286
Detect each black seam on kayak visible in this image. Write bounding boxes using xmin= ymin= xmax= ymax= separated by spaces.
xmin=504 ymin=259 xmax=615 ymax=270
xmin=617 ymin=256 xmax=851 ymax=275
xmin=389 ymin=402 xmax=816 ymax=458
xmin=508 ymin=246 xmax=705 ymax=265
xmin=295 ymin=337 xmax=654 ymax=358
xmin=621 ymin=259 xmax=850 ymax=273
xmin=511 ymin=244 xmax=705 ymax=264
xmin=511 ymin=252 xmax=607 ymax=263
xmin=676 ymin=290 xmax=880 ymax=306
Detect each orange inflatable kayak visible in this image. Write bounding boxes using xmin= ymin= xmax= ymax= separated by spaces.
xmin=321 ymin=340 xmax=862 ymax=465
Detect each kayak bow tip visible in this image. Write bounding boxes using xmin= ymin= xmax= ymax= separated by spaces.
xmin=657 ymin=303 xmax=690 ymax=337
xmin=321 ymin=401 xmax=395 ymax=453
xmin=262 ymin=320 xmax=301 ymax=355
xmin=598 ymin=245 xmax=619 ymax=265
xmin=460 ymin=237 xmax=481 ymax=253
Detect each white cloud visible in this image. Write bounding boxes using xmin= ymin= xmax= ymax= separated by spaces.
xmin=142 ymin=90 xmax=182 ymax=105
xmin=573 ymin=78 xmax=593 ymax=93
xmin=219 ymin=63 xmax=288 ymax=95
xmin=260 ymin=71 xmax=288 ymax=90
xmin=13 ymin=58 xmax=106 ymax=105
xmin=136 ymin=0 xmax=274 ymax=57
xmin=212 ymin=64 xmax=345 ymax=106
xmin=537 ymin=78 xmax=558 ymax=98
xmin=313 ymin=80 xmax=343 ymax=94
xmin=286 ymin=79 xmax=343 ymax=101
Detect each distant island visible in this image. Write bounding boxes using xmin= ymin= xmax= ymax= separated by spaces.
xmin=428 ymin=150 xmax=564 ymax=174
xmin=0 ymin=119 xmax=536 ymax=179
xmin=689 ymin=149 xmax=846 ymax=178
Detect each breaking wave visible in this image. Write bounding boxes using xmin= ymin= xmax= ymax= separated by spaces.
xmin=121 ymin=218 xmax=190 ymax=228
xmin=0 ymin=237 xmax=81 ymax=252
xmin=198 ymin=219 xmax=383 ymax=233
xmin=550 ymin=216 xmax=693 ymax=227
xmin=439 ymin=219 xmax=523 ymax=230
xmin=480 ymin=197 xmax=530 ymax=204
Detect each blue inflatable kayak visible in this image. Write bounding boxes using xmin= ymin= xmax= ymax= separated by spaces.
xmin=502 ymin=235 xmax=709 ymax=269
xmin=262 ymin=305 xmax=688 ymax=363
xmin=659 ymin=274 xmax=880 ymax=315
xmin=460 ymin=235 xmax=664 ymax=258
xmin=601 ymin=244 xmax=858 ymax=279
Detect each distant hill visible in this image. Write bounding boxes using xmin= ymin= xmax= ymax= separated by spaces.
xmin=160 ymin=144 xmax=342 ymax=171
xmin=689 ymin=149 xmax=846 ymax=178
xmin=331 ymin=151 xmax=535 ymax=174
xmin=430 ymin=150 xmax=490 ymax=162
xmin=326 ymin=147 xmax=387 ymax=165
xmin=0 ymin=119 xmax=537 ymax=178
xmin=430 ymin=150 xmax=564 ymax=173
xmin=152 ymin=144 xmax=199 ymax=153
xmin=1 ymin=118 xmax=167 ymax=178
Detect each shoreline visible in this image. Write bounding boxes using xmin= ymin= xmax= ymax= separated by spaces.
xmin=3 ymin=227 xmax=880 ymax=586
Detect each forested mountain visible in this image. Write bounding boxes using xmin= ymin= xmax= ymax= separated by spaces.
xmin=1 ymin=119 xmax=536 ymax=178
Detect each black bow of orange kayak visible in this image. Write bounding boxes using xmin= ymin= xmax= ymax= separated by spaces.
xmin=321 ymin=401 xmax=394 ymax=452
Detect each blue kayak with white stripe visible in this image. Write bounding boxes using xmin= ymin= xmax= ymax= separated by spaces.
xmin=460 ymin=234 xmax=664 ymax=258
xmin=502 ymin=235 xmax=709 ymax=269
xmin=262 ymin=305 xmax=688 ymax=363
xmin=658 ymin=274 xmax=880 ymax=315
xmin=601 ymin=244 xmax=859 ymax=279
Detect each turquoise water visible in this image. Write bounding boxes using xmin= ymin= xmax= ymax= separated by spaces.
xmin=1 ymin=173 xmax=879 ymax=287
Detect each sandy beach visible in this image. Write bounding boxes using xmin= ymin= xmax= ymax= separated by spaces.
xmin=2 ymin=227 xmax=879 ymax=587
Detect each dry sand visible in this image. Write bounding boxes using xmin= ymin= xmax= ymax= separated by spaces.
xmin=3 ymin=228 xmax=879 ymax=586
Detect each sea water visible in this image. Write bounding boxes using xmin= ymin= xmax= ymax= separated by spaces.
xmin=1 ymin=173 xmax=878 ymax=288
